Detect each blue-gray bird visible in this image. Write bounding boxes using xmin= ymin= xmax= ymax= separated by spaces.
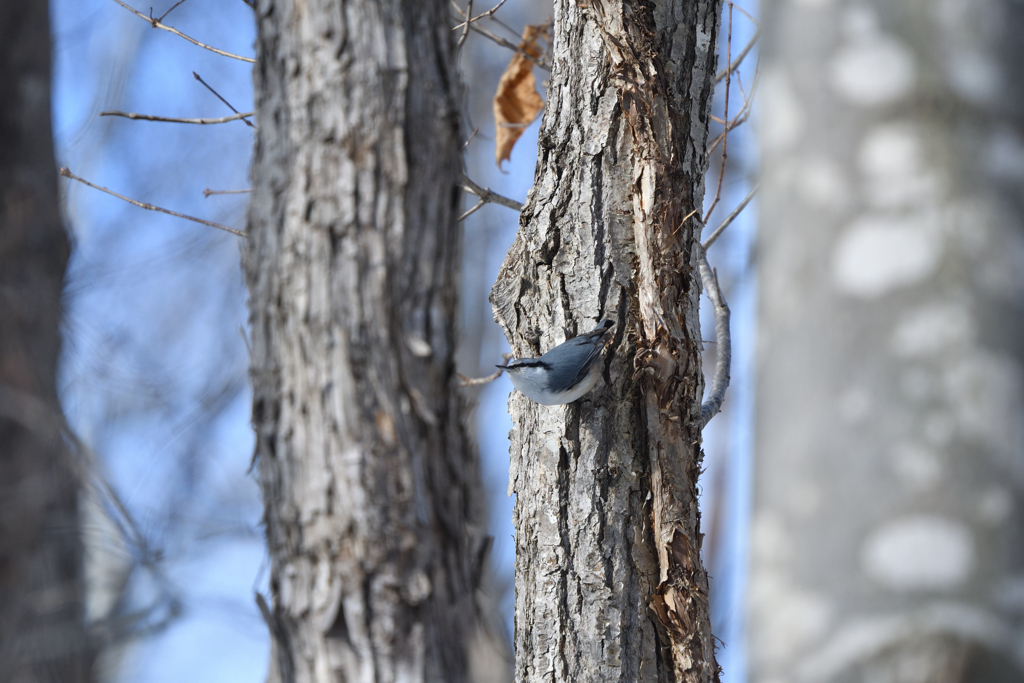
xmin=500 ymin=320 xmax=615 ymax=405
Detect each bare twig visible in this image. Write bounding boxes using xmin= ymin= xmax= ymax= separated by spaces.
xmin=461 ymin=127 xmax=480 ymax=151
xmin=707 ymin=67 xmax=759 ymax=156
xmin=458 ymin=199 xmax=487 ymax=222
xmin=156 ymin=0 xmax=188 ymax=23
xmin=459 ymin=173 xmax=522 ymax=211
xmin=716 ymin=28 xmax=760 ymax=83
xmin=702 ymin=184 xmax=757 ymax=250
xmin=203 ymin=188 xmax=252 ymax=197
xmin=193 ymin=72 xmax=256 ymax=129
xmin=60 ymin=167 xmax=246 ymax=238
xmin=703 ymin=4 xmax=733 ymax=224
xmin=457 ymin=0 xmax=473 ymax=48
xmin=110 ymin=0 xmax=255 ymax=63
xmin=450 ymin=2 xmax=548 ymax=69
xmin=726 ymin=0 xmax=760 ymax=28
xmin=451 ymin=0 xmax=508 ymax=33
xmin=460 ymin=354 xmax=513 ymax=386
xmin=488 ymin=14 xmax=523 ymax=40
xmin=100 ymin=110 xmax=254 ymax=125
xmin=699 ymin=250 xmax=731 ymax=428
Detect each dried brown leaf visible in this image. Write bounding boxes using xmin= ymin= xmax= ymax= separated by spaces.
xmin=493 ymin=25 xmax=546 ymax=166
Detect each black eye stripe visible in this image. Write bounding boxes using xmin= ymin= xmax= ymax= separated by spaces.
xmin=508 ymin=359 xmax=549 ymax=369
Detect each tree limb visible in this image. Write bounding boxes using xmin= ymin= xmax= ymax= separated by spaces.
xmin=715 ymin=28 xmax=759 ymax=83
xmin=699 ymin=250 xmax=731 ymax=428
xmin=100 ymin=110 xmax=254 ymax=125
xmin=109 ymin=0 xmax=255 ymax=63
xmin=702 ymin=183 xmax=758 ymax=250
xmin=458 ymin=173 xmax=523 ymax=211
xmin=60 ymin=168 xmax=246 ymax=238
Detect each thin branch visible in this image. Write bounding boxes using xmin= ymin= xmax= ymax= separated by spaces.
xmin=699 ymin=250 xmax=731 ymax=429
xmin=470 ymin=23 xmax=547 ymax=69
xmin=706 ymin=66 xmax=759 ymax=156
xmin=459 ymin=173 xmax=522 ymax=211
xmin=457 ymin=0 xmax=473 ymax=48
xmin=716 ymin=27 xmax=760 ymax=83
xmin=726 ymin=0 xmax=760 ymax=28
xmin=460 ymin=366 xmax=502 ymax=386
xmin=110 ymin=0 xmax=255 ymax=63
xmin=450 ymin=2 xmax=548 ymax=70
xmin=458 ymin=199 xmax=487 ymax=222
xmin=703 ymin=4 xmax=733 ymax=224
xmin=702 ymin=183 xmax=758 ymax=250
xmin=156 ymin=0 xmax=188 ymax=23
xmin=203 ymin=188 xmax=252 ymax=197
xmin=461 ymin=127 xmax=480 ymax=151
xmin=459 ymin=354 xmax=513 ymax=386
xmin=193 ymin=72 xmax=256 ymax=128
xmin=488 ymin=14 xmax=524 ymax=41
xmin=60 ymin=167 xmax=246 ymax=238
xmin=451 ymin=0 xmax=508 ymax=33
xmin=100 ymin=110 xmax=254 ymax=125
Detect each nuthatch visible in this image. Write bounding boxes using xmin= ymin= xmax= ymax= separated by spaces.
xmin=500 ymin=320 xmax=615 ymax=405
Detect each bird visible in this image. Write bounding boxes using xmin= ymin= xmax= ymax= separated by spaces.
xmin=500 ymin=320 xmax=615 ymax=405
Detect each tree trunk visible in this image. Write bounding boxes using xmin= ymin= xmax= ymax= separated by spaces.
xmin=750 ymin=1 xmax=1024 ymax=681
xmin=0 ymin=2 xmax=94 ymax=681
xmin=489 ymin=1 xmax=723 ymax=680
xmin=246 ymin=1 xmax=487 ymax=681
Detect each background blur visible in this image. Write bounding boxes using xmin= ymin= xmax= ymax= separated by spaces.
xmin=51 ymin=1 xmax=757 ymax=681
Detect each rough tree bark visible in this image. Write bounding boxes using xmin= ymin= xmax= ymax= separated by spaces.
xmin=750 ymin=0 xmax=1024 ymax=681
xmin=246 ymin=1 xmax=488 ymax=681
xmin=489 ymin=1 xmax=723 ymax=681
xmin=0 ymin=2 xmax=95 ymax=681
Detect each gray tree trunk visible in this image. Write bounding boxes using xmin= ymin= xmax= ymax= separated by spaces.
xmin=246 ymin=1 xmax=488 ymax=681
xmin=751 ymin=0 xmax=1024 ymax=680
xmin=0 ymin=2 xmax=95 ymax=681
xmin=489 ymin=1 xmax=723 ymax=681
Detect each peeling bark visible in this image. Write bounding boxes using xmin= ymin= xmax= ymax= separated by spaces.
xmin=489 ymin=1 xmax=723 ymax=680
xmin=246 ymin=1 xmax=487 ymax=681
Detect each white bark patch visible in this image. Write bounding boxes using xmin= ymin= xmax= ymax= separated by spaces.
xmin=830 ymin=34 xmax=915 ymax=106
xmin=760 ymin=68 xmax=805 ymax=153
xmin=832 ymin=215 xmax=943 ymax=298
xmin=943 ymin=351 xmax=1024 ymax=460
xmin=862 ymin=516 xmax=975 ymax=591
xmin=858 ymin=123 xmax=944 ymax=209
xmin=749 ymin=572 xmax=835 ymax=667
xmin=977 ymin=487 xmax=1013 ymax=525
xmin=794 ymin=603 xmax=1011 ymax=683
xmin=838 ymin=385 xmax=871 ymax=424
xmin=923 ymin=411 xmax=955 ymax=447
xmin=890 ymin=442 xmax=943 ymax=492
xmin=796 ymin=158 xmax=850 ymax=210
xmin=891 ymin=302 xmax=974 ymax=357
xmin=751 ymin=511 xmax=794 ymax=566
xmin=945 ymin=50 xmax=1001 ymax=104
xmin=899 ymin=367 xmax=934 ymax=403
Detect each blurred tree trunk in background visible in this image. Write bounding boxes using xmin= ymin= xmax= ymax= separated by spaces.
xmin=0 ymin=2 xmax=95 ymax=682
xmin=751 ymin=0 xmax=1024 ymax=680
xmin=246 ymin=1 xmax=496 ymax=681
xmin=489 ymin=0 xmax=722 ymax=680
